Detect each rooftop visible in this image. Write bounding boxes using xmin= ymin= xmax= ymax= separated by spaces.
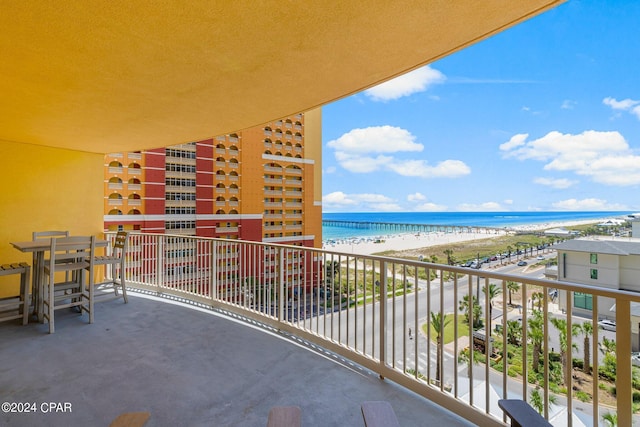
xmin=555 ymin=237 xmax=640 ymax=255
xmin=0 ymin=293 xmax=472 ymax=426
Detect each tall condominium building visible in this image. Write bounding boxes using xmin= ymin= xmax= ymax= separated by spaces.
xmin=103 ymin=109 xmax=322 ymax=249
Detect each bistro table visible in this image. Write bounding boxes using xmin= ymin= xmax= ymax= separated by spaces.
xmin=11 ymin=237 xmax=108 ymax=323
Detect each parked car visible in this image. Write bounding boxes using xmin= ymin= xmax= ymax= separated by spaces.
xmin=536 ymin=255 xmax=544 ymax=260
xmin=598 ymin=319 xmax=616 ymax=332
xmin=632 ymin=352 xmax=640 ymax=367
xmin=517 ymin=261 xmax=527 ymax=266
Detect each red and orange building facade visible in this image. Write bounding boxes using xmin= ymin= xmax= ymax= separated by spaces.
xmin=103 ymin=110 xmax=323 ymax=293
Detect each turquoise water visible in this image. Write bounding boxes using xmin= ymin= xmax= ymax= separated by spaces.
xmin=322 ymin=211 xmax=631 ymax=240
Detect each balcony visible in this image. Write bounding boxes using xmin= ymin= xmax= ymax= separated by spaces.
xmin=3 ymin=233 xmax=639 ymax=427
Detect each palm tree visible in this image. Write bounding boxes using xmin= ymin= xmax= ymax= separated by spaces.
xmin=531 ymin=291 xmax=544 ymax=311
xmin=581 ymin=321 xmax=593 ymax=373
xmin=550 ymin=317 xmax=580 ymax=384
xmin=602 ymin=412 xmax=618 ymax=427
xmin=530 ymin=387 xmax=557 ymax=415
xmin=506 ymin=281 xmax=520 ymax=306
xmin=443 ymin=248 xmax=454 ymax=266
xmin=431 ymin=311 xmax=451 ymax=384
xmin=459 ymin=295 xmax=482 ymax=329
xmin=528 ymin=310 xmax=545 ymax=372
xmin=324 ymin=260 xmax=340 ymax=285
xmin=600 ymin=336 xmax=616 ymax=355
xmin=506 ymin=320 xmax=521 ymax=345
xmin=506 ymin=245 xmax=513 ymax=262
xmin=482 ymin=283 xmax=502 ymax=321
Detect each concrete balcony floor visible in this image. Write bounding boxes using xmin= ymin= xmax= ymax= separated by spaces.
xmin=1 ymin=293 xmax=474 ymax=426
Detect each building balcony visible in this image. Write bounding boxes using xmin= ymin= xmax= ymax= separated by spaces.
xmin=107 ymin=183 xmax=123 ymax=190
xmin=128 ymin=152 xmax=142 ymax=160
xmin=127 ymin=184 xmax=142 ymax=191
xmin=264 ymin=202 xmax=282 ymax=208
xmin=108 ymin=167 xmax=123 ymax=174
xmin=216 ymin=226 xmax=238 ymax=233
xmin=3 ymin=233 xmax=639 ymax=427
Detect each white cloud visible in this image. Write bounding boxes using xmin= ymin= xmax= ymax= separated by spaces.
xmin=499 ymin=133 xmax=528 ymax=151
xmin=327 ymin=126 xmax=423 ymax=154
xmin=333 ymin=152 xmax=392 ymax=173
xmin=603 ymin=97 xmax=640 ymax=121
xmin=414 ymin=202 xmax=447 ymax=212
xmin=406 ymin=193 xmax=446 ymax=211
xmin=503 ymin=199 xmax=513 ymax=205
xmin=561 ymin=100 xmax=577 ymax=110
xmin=501 ymin=130 xmax=640 ymax=186
xmin=456 ymin=202 xmax=503 ymax=211
xmin=387 ymin=159 xmax=470 ymax=178
xmin=533 ymin=177 xmax=577 ymax=189
xmin=364 ymin=66 xmax=445 ymax=101
xmin=407 ymin=192 xmax=426 ymax=202
xmin=328 ymin=126 xmax=470 ymax=178
xmin=370 ymin=202 xmax=404 ymax=212
xmin=603 ymin=97 xmax=640 ymax=111
xmin=322 ymin=191 xmax=400 ymax=211
xmin=323 ymin=166 xmax=336 ymax=174
xmin=551 ymin=198 xmax=628 ymax=211
xmin=322 ymin=191 xmax=357 ymax=206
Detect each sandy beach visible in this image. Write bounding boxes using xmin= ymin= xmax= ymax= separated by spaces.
xmin=322 ymin=217 xmax=620 ymax=256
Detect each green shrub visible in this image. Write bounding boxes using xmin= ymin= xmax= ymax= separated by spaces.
xmin=572 ymin=358 xmax=583 ymax=370
xmin=507 ymin=367 xmax=519 ymax=377
xmin=633 ymin=391 xmax=640 ymax=403
xmin=576 ymin=391 xmax=591 ymax=402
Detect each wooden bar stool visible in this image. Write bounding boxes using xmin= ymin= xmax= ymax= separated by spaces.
xmin=0 ymin=262 xmax=31 ymax=325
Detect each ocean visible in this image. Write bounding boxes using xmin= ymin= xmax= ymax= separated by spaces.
xmin=322 ymin=211 xmax=632 ymax=241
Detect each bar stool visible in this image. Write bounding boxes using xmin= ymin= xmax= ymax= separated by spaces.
xmin=93 ymin=231 xmax=129 ymax=303
xmin=42 ymin=236 xmax=95 ymax=333
xmin=0 ymin=262 xmax=31 ymax=325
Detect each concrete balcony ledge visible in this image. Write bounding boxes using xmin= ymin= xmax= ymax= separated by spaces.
xmin=0 ymin=292 xmax=473 ymax=427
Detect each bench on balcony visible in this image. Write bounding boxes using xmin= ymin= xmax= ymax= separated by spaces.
xmin=0 ymin=262 xmax=31 ymax=325
xmin=498 ymin=399 xmax=552 ymax=427
xmin=266 ymin=406 xmax=301 ymax=427
xmin=361 ymin=401 xmax=400 ymax=427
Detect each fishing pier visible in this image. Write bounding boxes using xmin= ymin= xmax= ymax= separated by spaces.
xmin=322 ymin=220 xmax=508 ymax=235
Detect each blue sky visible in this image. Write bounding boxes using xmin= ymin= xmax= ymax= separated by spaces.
xmin=321 ymin=0 xmax=640 ymax=213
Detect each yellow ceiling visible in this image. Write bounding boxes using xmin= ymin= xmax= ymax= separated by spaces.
xmin=0 ymin=1 xmax=563 ymax=154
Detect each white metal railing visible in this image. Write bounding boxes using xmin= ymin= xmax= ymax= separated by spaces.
xmin=108 ymin=232 xmax=639 ymax=427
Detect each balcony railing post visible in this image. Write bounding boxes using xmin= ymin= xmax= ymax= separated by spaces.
xmin=211 ymin=240 xmax=218 ymax=302
xmin=379 ymin=261 xmax=388 ymax=378
xmin=616 ymin=297 xmax=632 ymax=427
xmin=278 ymin=247 xmax=285 ymax=323
xmin=156 ymin=235 xmax=164 ymax=291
